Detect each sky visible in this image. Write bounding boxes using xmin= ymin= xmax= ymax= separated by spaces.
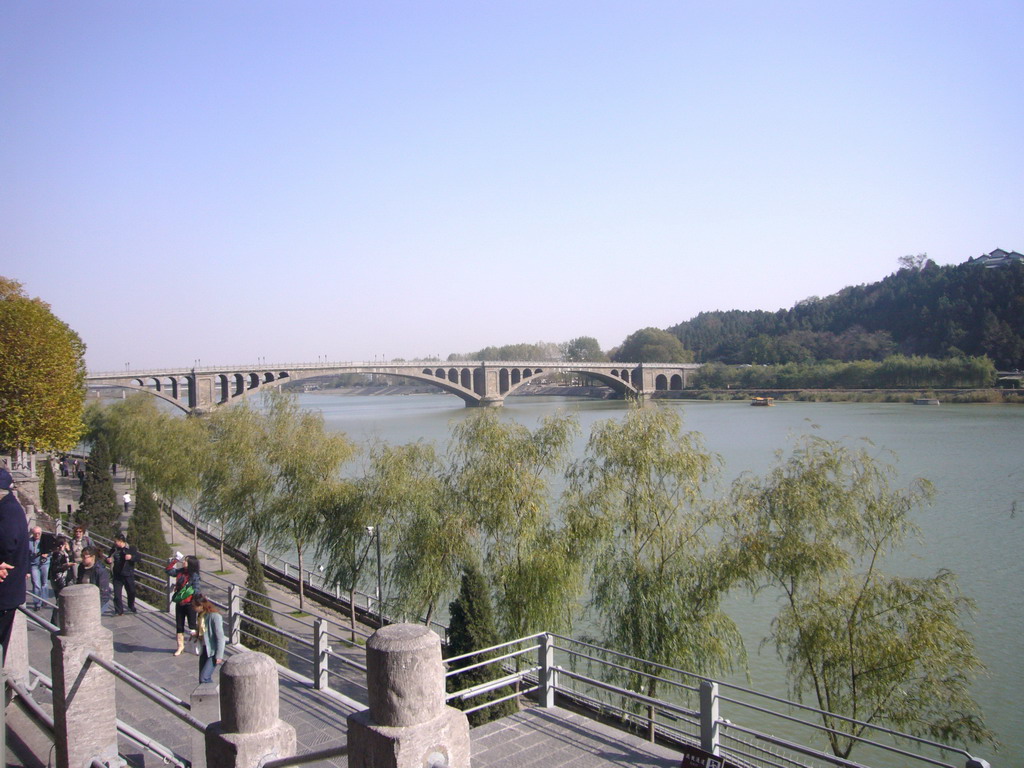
xmin=3 ymin=1 xmax=1022 ymax=373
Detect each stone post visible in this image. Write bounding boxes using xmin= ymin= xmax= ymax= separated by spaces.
xmin=190 ymin=683 xmax=220 ymax=768
xmin=50 ymin=584 xmax=120 ymax=768
xmin=347 ymin=623 xmax=470 ymax=768
xmin=3 ymin=609 xmax=28 ymax=692
xmin=205 ymin=652 xmax=296 ymax=768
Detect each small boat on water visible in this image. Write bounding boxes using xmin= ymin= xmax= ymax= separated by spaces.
xmin=914 ymin=398 xmax=941 ymax=405
xmin=751 ymin=397 xmax=774 ymax=407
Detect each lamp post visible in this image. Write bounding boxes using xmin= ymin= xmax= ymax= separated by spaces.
xmin=366 ymin=525 xmax=382 ymax=625
xmin=217 ymin=518 xmax=225 ymax=573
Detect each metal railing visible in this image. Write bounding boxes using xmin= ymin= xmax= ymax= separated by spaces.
xmin=442 ymin=631 xmax=990 ymax=768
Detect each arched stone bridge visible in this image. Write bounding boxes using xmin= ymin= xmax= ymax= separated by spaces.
xmin=86 ymin=360 xmax=701 ymax=413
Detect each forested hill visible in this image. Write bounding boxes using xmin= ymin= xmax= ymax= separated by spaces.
xmin=668 ymin=260 xmax=1024 ymax=369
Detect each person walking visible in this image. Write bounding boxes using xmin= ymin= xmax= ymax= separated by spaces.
xmin=76 ymin=546 xmax=112 ymax=614
xmin=122 ymin=491 xmax=131 ymax=514
xmin=28 ymin=525 xmax=48 ymax=609
xmin=106 ymin=532 xmax=138 ymax=615
xmin=166 ymin=553 xmax=201 ymax=655
xmin=0 ymin=468 xmax=28 ymax=663
xmin=193 ymin=595 xmax=226 ymax=683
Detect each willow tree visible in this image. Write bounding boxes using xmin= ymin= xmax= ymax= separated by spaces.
xmin=199 ymin=401 xmax=277 ymax=551
xmin=263 ymin=391 xmax=355 ymax=610
xmin=361 ymin=441 xmax=455 ymax=627
xmin=94 ymin=396 xmax=207 ymax=547
xmin=726 ymin=435 xmax=991 ymax=759
xmin=0 ymin=277 xmax=86 ymax=456
xmin=317 ymin=440 xmax=445 ymax=636
xmin=445 ymin=409 xmax=582 ymax=639
xmin=566 ymin=405 xmax=744 ymax=700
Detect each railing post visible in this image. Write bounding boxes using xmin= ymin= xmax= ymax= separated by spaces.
xmin=537 ymin=633 xmax=556 ymax=708
xmin=205 ymin=653 xmax=296 ymax=767
xmin=190 ymin=683 xmax=220 ymax=768
xmin=314 ymin=617 xmax=330 ymax=691
xmin=348 ymin=624 xmax=470 ymax=768
xmin=3 ymin=610 xmax=28 ymax=693
xmin=51 ymin=584 xmax=120 ymax=768
xmin=228 ymin=584 xmax=242 ymax=646
xmin=700 ymin=679 xmax=720 ymax=757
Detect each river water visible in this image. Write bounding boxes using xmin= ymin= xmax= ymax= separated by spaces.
xmin=298 ymin=391 xmax=1022 ymax=763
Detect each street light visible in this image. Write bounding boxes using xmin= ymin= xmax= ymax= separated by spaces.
xmin=366 ymin=525 xmax=382 ymax=625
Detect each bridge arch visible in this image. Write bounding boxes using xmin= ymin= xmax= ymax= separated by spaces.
xmin=501 ymin=366 xmax=638 ymax=399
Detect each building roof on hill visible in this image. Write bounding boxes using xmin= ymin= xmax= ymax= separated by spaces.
xmin=969 ymin=248 xmax=1024 ymax=268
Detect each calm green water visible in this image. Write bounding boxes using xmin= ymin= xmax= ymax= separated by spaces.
xmin=299 ymin=392 xmax=1023 ymax=763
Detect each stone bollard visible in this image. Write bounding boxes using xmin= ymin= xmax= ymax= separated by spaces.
xmin=205 ymin=652 xmax=296 ymax=768
xmin=348 ymin=623 xmax=470 ymax=768
xmin=3 ymin=609 xmax=29 ymax=694
xmin=190 ymin=683 xmax=220 ymax=768
xmin=50 ymin=584 xmax=120 ymax=768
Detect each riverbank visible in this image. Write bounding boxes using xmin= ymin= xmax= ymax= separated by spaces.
xmin=304 ymin=384 xmax=1024 ymax=404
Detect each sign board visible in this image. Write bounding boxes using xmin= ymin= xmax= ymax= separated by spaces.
xmin=678 ymin=743 xmax=731 ymax=768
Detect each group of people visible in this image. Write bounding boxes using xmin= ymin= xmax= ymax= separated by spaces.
xmin=27 ymin=524 xmax=140 ymax=617
xmin=0 ymin=466 xmax=225 ymax=684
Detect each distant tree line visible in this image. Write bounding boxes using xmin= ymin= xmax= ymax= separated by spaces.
xmin=668 ymin=259 xmax=1024 ymax=368
xmin=81 ymin=392 xmax=992 ymax=755
xmin=446 ymin=259 xmax=1023 ymax=373
xmin=695 ymin=354 xmax=997 ymax=390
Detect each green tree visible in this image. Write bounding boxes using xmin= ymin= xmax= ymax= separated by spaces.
xmin=126 ymin=482 xmax=171 ymax=604
xmin=78 ymin=435 xmax=121 ymax=537
xmin=446 ymin=560 xmax=518 ymax=725
xmin=726 ymin=435 xmax=991 ymax=758
xmin=562 ymin=336 xmax=608 ymax=362
xmin=200 ymin=401 xmax=277 ymax=551
xmin=264 ymin=391 xmax=355 ymax=610
xmin=447 ymin=410 xmax=582 ymax=639
xmin=566 ymin=406 xmax=744 ymax=696
xmin=0 ymin=277 xmax=86 ymax=454
xmin=41 ymin=457 xmax=60 ymax=521
xmin=382 ymin=442 xmax=465 ymax=627
xmin=241 ymin=546 xmax=288 ymax=664
xmin=612 ymin=327 xmax=693 ymax=363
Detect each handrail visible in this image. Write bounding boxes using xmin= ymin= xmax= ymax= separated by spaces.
xmin=85 ymin=651 xmax=207 ymax=732
xmin=258 ymin=744 xmax=348 ymax=768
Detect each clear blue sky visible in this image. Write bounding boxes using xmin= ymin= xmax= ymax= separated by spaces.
xmin=3 ymin=1 xmax=1022 ymax=372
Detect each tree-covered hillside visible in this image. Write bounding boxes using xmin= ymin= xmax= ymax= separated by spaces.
xmin=668 ymin=260 xmax=1024 ymax=368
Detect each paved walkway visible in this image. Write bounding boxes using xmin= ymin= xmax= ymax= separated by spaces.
xmin=8 ymin=468 xmax=686 ymax=768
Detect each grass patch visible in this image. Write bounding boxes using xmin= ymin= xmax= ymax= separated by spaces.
xmin=290 ymin=610 xmax=310 ymax=618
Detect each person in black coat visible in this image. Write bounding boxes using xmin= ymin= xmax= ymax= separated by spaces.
xmin=0 ymin=468 xmax=29 ymax=662
xmin=76 ymin=546 xmax=112 ymax=614
xmin=106 ymin=532 xmax=138 ymax=615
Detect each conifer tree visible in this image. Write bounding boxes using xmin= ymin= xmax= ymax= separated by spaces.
xmin=126 ymin=482 xmax=170 ymax=604
xmin=241 ymin=547 xmax=287 ymax=664
xmin=41 ymin=457 xmax=60 ymax=522
xmin=78 ymin=435 xmax=120 ymax=537
xmin=446 ymin=561 xmax=517 ymax=725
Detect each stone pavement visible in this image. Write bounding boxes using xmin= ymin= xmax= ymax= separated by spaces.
xmin=8 ymin=466 xmax=688 ymax=768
